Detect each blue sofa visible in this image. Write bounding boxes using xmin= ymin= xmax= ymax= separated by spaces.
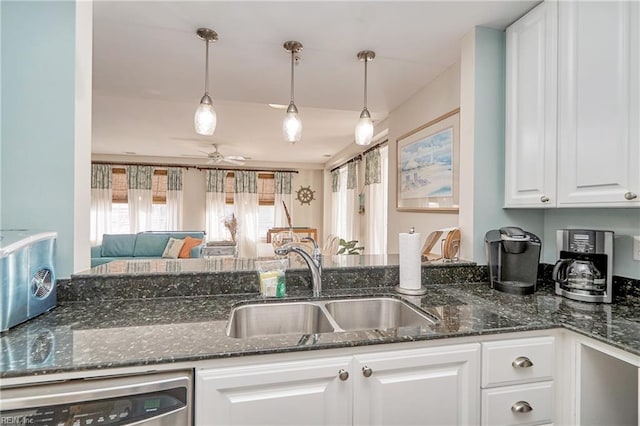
xmin=91 ymin=231 xmax=206 ymax=267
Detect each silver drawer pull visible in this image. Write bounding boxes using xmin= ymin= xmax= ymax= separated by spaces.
xmin=624 ymin=191 xmax=638 ymax=200
xmin=511 ymin=401 xmax=533 ymax=413
xmin=540 ymin=195 xmax=550 ymax=203
xmin=338 ymin=369 xmax=349 ymax=381
xmin=362 ymin=366 xmax=373 ymax=377
xmin=512 ymin=356 xmax=533 ymax=368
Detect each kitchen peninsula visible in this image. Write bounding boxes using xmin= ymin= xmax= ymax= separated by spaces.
xmin=2 ymin=259 xmax=639 ymax=425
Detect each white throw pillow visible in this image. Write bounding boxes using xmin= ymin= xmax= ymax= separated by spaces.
xmin=162 ymin=237 xmax=185 ymax=259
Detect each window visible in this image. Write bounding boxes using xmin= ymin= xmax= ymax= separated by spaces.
xmin=110 ymin=167 xmax=168 ymax=233
xmin=224 ymin=173 xmax=275 ymax=241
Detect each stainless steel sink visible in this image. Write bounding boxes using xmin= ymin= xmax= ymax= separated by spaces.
xmin=324 ymin=297 xmax=437 ymax=331
xmin=226 ymin=302 xmax=334 ymax=338
xmin=226 ymin=297 xmax=438 ymax=338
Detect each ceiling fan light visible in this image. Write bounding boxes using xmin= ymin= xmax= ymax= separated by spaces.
xmin=355 ymin=109 xmax=374 ymax=146
xmin=194 ymin=100 xmax=217 ymax=136
xmin=283 ymin=105 xmax=302 ymax=143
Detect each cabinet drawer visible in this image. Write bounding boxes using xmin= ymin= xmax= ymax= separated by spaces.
xmin=482 ymin=381 xmax=553 ymax=426
xmin=482 ymin=337 xmax=554 ymax=387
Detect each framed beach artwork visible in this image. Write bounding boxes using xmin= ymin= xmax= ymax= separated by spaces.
xmin=396 ymin=108 xmax=460 ymax=212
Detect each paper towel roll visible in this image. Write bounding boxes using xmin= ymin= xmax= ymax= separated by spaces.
xmin=399 ymin=232 xmax=421 ymax=290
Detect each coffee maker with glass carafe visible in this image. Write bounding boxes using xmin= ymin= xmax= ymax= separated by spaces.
xmin=553 ymin=229 xmax=614 ymax=303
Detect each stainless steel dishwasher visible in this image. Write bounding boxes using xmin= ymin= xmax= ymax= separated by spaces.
xmin=0 ymin=370 xmax=192 ymax=425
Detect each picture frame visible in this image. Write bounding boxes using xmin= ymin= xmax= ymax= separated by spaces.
xmin=396 ymin=108 xmax=460 ymax=212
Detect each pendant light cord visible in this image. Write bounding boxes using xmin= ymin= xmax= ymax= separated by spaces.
xmin=363 ymin=57 xmax=368 ymax=109
xmin=290 ymin=50 xmax=295 ymax=103
xmin=204 ymin=38 xmax=210 ymax=95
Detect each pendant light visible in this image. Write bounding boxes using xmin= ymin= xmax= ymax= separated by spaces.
xmin=355 ymin=50 xmax=375 ymax=146
xmin=283 ymin=41 xmax=303 ymax=143
xmin=194 ymin=28 xmax=218 ymax=136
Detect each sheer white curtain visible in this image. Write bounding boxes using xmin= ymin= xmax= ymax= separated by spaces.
xmin=90 ymin=164 xmax=112 ymax=244
xmin=234 ymin=171 xmax=259 ymax=258
xmin=274 ymin=171 xmax=293 ymax=227
xmin=127 ymin=165 xmax=153 ymax=233
xmin=364 ymin=145 xmax=388 ymax=254
xmin=166 ymin=167 xmax=183 ymax=230
xmin=205 ymin=170 xmax=227 ymax=241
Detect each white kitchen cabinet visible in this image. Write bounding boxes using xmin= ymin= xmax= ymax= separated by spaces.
xmin=557 ymin=1 xmax=640 ymax=206
xmin=505 ymin=1 xmax=558 ymax=208
xmin=196 ymin=343 xmax=480 ymax=426
xmin=195 ymin=356 xmax=353 ymax=426
xmin=481 ymin=336 xmax=555 ymax=426
xmin=352 ymin=344 xmax=480 ymax=426
xmin=505 ymin=0 xmax=640 ymax=208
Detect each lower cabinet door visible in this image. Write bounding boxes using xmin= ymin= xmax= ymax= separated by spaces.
xmin=196 ymin=356 xmax=352 ymax=426
xmin=352 ymin=343 xmax=481 ymax=426
xmin=481 ymin=381 xmax=553 ymax=425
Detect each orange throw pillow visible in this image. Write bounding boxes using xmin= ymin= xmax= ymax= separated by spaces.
xmin=178 ymin=236 xmax=203 ymax=258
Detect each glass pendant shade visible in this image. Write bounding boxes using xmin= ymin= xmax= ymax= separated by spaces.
xmin=355 ymin=109 xmax=374 ymax=146
xmin=194 ymin=28 xmax=218 ymax=136
xmin=283 ymin=103 xmax=302 ymax=143
xmin=355 ymin=50 xmax=375 ymax=146
xmin=194 ymin=95 xmax=217 ymax=136
xmin=283 ymin=41 xmax=303 ymax=143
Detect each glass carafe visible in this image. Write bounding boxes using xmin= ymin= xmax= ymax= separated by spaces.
xmin=565 ymin=260 xmax=605 ymax=292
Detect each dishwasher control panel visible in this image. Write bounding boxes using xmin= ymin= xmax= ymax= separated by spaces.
xmin=0 ymin=375 xmax=192 ymax=426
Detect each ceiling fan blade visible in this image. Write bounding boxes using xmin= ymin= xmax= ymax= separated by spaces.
xmin=226 ymin=155 xmax=247 ymax=161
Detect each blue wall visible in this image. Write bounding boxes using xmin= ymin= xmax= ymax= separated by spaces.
xmin=543 ymin=209 xmax=640 ymax=279
xmin=1 ymin=1 xmax=76 ymax=277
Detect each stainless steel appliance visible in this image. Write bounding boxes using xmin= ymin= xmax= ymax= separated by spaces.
xmin=485 ymin=226 xmax=542 ymax=295
xmin=0 ymin=230 xmax=57 ymax=332
xmin=0 ymin=370 xmax=192 ymax=425
xmin=553 ymin=229 xmax=614 ymax=303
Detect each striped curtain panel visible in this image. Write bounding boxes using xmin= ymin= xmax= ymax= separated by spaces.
xmin=90 ymin=164 xmax=112 ymax=244
xmin=205 ymin=170 xmax=227 ymax=241
xmin=234 ymin=171 xmax=259 ymax=258
xmin=364 ymin=146 xmax=388 ymax=254
xmin=345 ymin=161 xmax=360 ymax=243
xmin=166 ymin=168 xmax=183 ymax=230
xmin=364 ymin=148 xmax=381 ymax=185
xmin=330 ymin=169 xmax=341 ymax=239
xmin=126 ymin=165 xmax=153 ymax=233
xmin=274 ymin=171 xmax=293 ymax=228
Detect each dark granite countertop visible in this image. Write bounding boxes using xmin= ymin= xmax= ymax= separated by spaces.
xmin=2 ymin=282 xmax=639 ymax=379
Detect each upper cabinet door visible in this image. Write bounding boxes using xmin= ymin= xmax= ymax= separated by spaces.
xmin=505 ymin=1 xmax=558 ymax=208
xmin=557 ymin=1 xmax=640 ymax=206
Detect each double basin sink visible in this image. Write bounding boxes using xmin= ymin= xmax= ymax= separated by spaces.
xmin=226 ymin=296 xmax=439 ymax=338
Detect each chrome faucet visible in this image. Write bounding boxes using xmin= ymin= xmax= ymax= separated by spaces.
xmin=274 ymin=237 xmax=322 ymax=297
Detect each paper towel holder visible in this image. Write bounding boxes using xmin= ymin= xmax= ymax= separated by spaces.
xmin=396 ymin=225 xmax=427 ymax=295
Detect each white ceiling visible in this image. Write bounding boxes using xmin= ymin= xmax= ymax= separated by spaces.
xmin=92 ymin=0 xmax=538 ymax=167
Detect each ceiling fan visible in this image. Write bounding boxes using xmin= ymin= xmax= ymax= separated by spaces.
xmin=183 ymin=144 xmax=247 ymax=165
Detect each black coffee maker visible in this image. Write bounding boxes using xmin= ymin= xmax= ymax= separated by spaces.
xmin=485 ymin=227 xmax=542 ymax=295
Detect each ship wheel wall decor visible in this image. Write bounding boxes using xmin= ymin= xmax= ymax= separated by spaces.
xmin=296 ymin=185 xmax=316 ymax=205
